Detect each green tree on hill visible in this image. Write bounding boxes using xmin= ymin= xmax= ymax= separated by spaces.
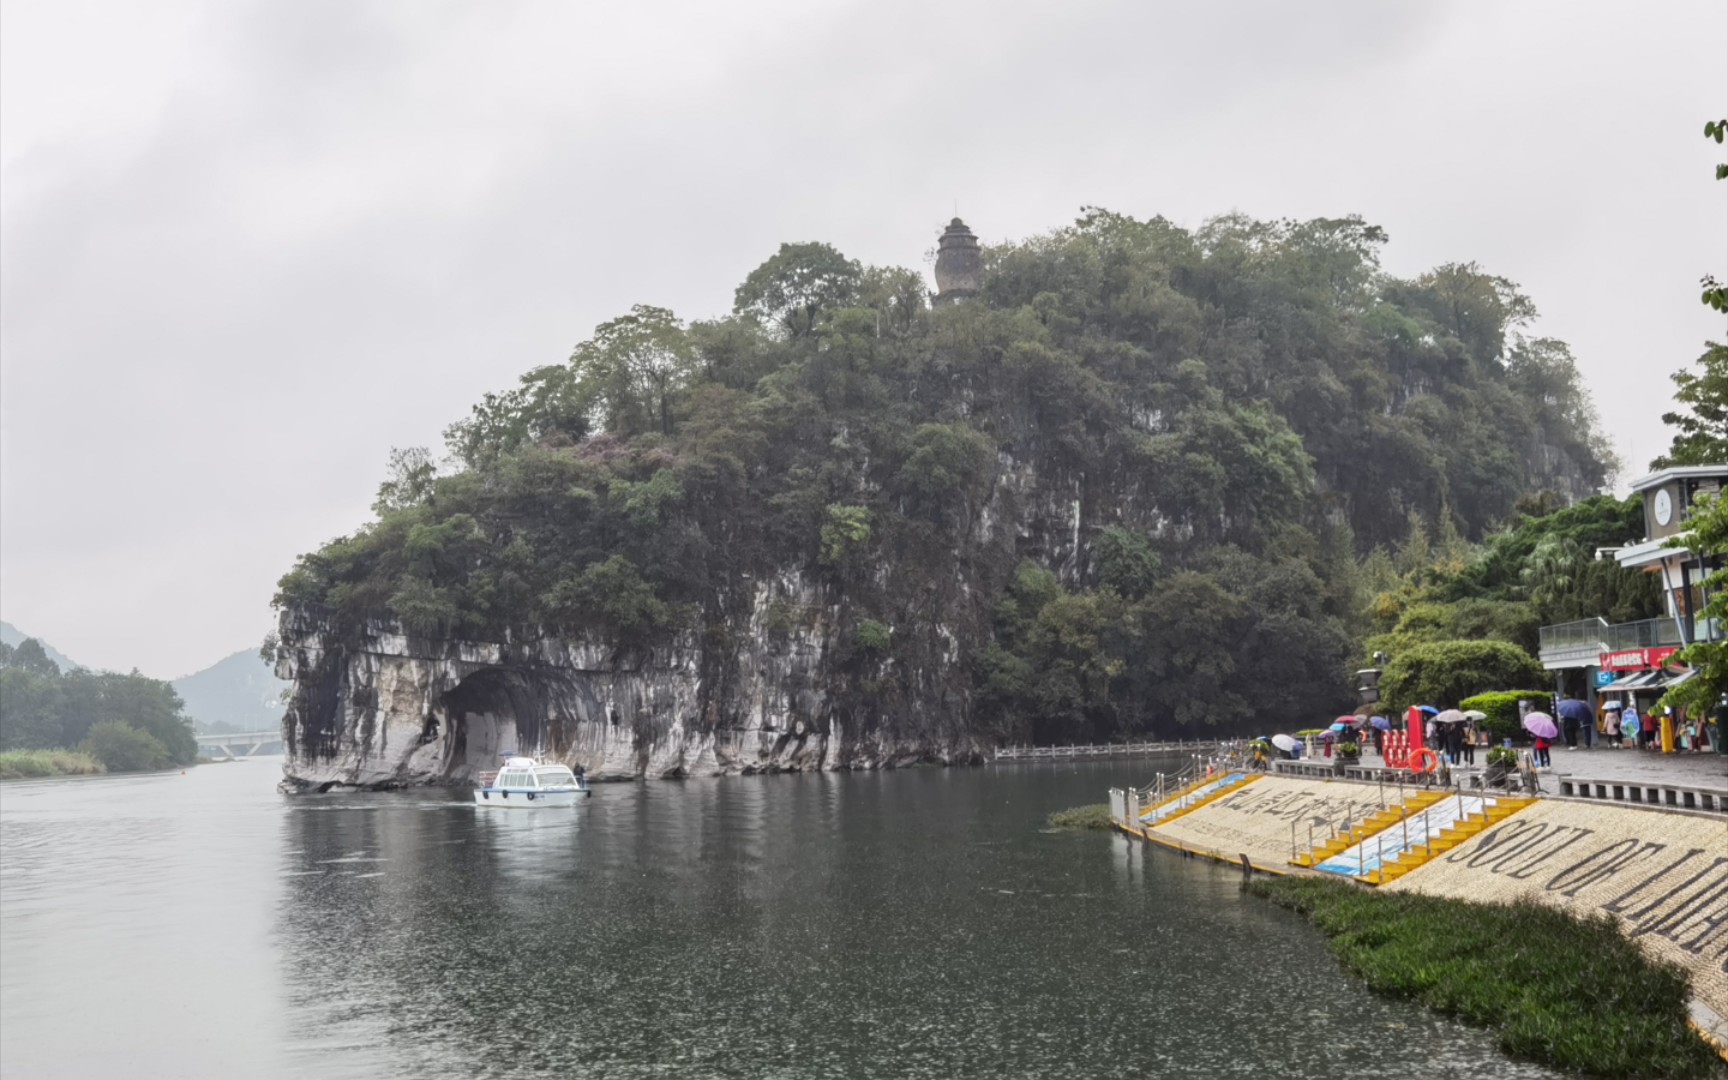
xmin=1650 ymin=343 xmax=1728 ymax=469
xmin=276 ymin=207 xmax=1622 ymax=742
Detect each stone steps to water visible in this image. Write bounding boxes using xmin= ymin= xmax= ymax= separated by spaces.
xmin=1298 ymin=793 xmax=1537 ymax=883
xmin=1289 ymin=790 xmax=1448 ymax=868
xmin=1369 ymin=797 xmax=1536 ymax=884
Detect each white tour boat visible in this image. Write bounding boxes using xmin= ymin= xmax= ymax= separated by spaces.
xmin=473 ymin=756 xmax=591 ymax=807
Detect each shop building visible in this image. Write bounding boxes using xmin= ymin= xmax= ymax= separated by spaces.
xmin=1537 ymin=465 xmax=1727 ymax=721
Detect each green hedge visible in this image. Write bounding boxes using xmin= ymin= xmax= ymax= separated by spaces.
xmin=1459 ymin=690 xmax=1553 ymax=743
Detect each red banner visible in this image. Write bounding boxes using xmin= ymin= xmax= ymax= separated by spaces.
xmin=1598 ymin=646 xmax=1678 ymax=672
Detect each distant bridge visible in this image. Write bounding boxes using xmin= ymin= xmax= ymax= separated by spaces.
xmin=196 ymin=730 xmax=284 ymax=759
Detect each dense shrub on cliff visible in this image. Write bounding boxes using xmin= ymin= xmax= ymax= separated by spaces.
xmin=275 ymin=210 xmax=1614 ymax=742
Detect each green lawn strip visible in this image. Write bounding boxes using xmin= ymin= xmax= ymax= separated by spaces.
xmin=0 ymin=748 xmax=106 ymax=780
xmin=1252 ymin=876 xmax=1723 ymax=1080
xmin=1047 ymin=804 xmax=1114 ymax=830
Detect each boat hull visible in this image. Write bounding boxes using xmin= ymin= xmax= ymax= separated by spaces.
xmin=472 ymin=787 xmax=587 ymax=807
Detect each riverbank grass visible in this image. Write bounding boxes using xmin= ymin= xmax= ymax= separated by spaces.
xmin=1047 ymin=804 xmax=1114 ymax=830
xmin=1253 ymin=876 xmax=1722 ymax=1079
xmin=0 ymin=748 xmax=106 ymax=780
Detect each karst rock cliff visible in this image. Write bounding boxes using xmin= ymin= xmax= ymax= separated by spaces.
xmin=275 ymin=575 xmax=996 ymax=791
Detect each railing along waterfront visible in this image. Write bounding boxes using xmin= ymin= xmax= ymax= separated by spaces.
xmin=995 ymin=740 xmax=1217 ymax=762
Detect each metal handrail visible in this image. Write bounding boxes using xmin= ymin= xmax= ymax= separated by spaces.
xmin=1539 ymin=615 xmax=1693 ymax=653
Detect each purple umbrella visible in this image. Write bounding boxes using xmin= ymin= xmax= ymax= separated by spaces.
xmin=1522 ymin=712 xmax=1559 ymax=739
xmin=1369 ymin=716 xmax=1392 ymax=731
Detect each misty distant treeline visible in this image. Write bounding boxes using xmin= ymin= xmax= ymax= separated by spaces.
xmin=0 ymin=638 xmax=198 ymax=770
xmin=273 ymin=210 xmax=1627 ymax=740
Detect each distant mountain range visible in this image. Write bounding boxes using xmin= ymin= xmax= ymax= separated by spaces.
xmin=0 ymin=620 xmax=79 ymax=671
xmin=171 ymin=649 xmax=287 ymax=733
xmin=1 ymin=620 xmax=285 ymax=734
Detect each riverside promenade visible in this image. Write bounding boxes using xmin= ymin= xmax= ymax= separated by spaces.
xmin=1109 ymin=747 xmax=1728 ymax=1058
xmin=1354 ymin=742 xmax=1727 ymax=808
xmin=1534 ymin=742 xmax=1727 ymax=785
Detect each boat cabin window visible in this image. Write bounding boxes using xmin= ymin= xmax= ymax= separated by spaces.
xmin=534 ymin=768 xmax=575 ymax=787
xmin=497 ymin=769 xmax=535 ymax=788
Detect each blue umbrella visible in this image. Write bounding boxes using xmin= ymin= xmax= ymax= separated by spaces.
xmin=1418 ymin=705 xmax=1440 ymax=715
xmin=1369 ymin=716 xmax=1392 ymax=731
xmin=1557 ymin=698 xmax=1593 ymax=723
xmin=1329 ymin=722 xmax=1350 ymax=733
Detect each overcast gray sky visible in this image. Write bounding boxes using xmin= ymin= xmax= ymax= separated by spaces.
xmin=2 ymin=0 xmax=1725 ymax=679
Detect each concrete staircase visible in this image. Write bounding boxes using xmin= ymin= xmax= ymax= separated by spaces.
xmin=1290 ymin=790 xmax=1449 ymax=868
xmin=1366 ymin=796 xmax=1535 ymax=884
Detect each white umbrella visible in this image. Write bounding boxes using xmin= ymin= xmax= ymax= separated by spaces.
xmin=1271 ymin=734 xmax=1299 ymax=752
xmin=1433 ymin=709 xmax=1467 ymax=725
xmin=1462 ymin=710 xmax=1488 ymax=720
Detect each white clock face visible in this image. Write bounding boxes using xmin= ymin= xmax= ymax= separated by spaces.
xmin=1654 ymin=488 xmax=1673 ymax=526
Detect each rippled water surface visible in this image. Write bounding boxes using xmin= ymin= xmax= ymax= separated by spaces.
xmin=0 ymin=757 xmax=1561 ymax=1078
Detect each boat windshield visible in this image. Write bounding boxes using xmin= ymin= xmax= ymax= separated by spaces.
xmin=534 ymin=768 xmax=576 ymax=787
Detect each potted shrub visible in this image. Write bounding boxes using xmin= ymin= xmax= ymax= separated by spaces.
xmin=1333 ymin=740 xmax=1361 ymax=774
xmin=1484 ymin=745 xmax=1518 ymax=788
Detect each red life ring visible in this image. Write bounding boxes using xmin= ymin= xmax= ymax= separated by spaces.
xmin=1409 ymin=747 xmax=1440 ymax=775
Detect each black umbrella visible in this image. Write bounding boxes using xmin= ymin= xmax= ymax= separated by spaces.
xmin=1557 ymin=698 xmax=1593 ymax=723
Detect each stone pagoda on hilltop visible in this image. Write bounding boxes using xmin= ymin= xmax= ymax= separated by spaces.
xmin=933 ymin=217 xmax=982 ymax=306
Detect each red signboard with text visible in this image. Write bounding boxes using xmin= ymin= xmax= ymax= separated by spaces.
xmin=1598 ymin=646 xmax=1678 ymax=672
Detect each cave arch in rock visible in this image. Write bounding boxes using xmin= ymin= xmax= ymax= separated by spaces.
xmin=440 ymin=668 xmax=552 ymax=773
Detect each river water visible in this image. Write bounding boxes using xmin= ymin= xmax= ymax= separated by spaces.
xmin=0 ymin=757 xmax=1559 ymax=1079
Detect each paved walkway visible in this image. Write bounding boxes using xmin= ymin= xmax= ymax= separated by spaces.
xmin=1538 ymin=744 xmax=1727 ymax=787
xmin=1353 ymin=745 xmax=1727 ymax=789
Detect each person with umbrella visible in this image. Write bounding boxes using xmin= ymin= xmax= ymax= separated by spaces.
xmin=1524 ymin=710 xmax=1559 ymax=768
xmin=1461 ymin=710 xmax=1487 ymax=765
xmin=1432 ymin=709 xmax=1467 ymax=764
xmin=1558 ymin=694 xmax=1593 ymax=750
